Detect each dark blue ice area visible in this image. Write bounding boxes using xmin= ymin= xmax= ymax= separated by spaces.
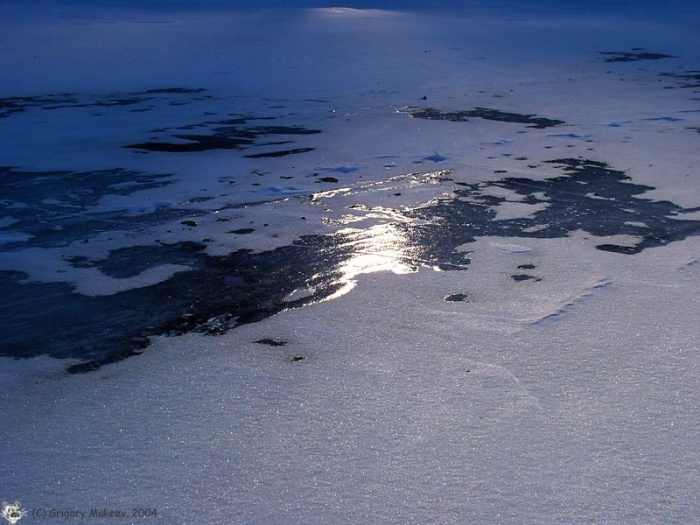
xmin=0 ymin=167 xmax=177 ymax=248
xmin=1 ymin=159 xmax=698 ymax=372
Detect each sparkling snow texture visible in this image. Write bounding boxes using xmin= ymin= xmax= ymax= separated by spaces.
xmin=1 ymin=1 xmax=699 ymax=523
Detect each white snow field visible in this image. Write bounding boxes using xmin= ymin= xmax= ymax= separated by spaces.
xmin=1 ymin=1 xmax=699 ymax=523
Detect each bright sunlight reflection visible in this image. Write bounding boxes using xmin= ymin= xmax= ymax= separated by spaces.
xmin=324 ymin=222 xmax=416 ymax=301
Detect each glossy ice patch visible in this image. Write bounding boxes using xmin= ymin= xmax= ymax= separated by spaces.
xmin=2 ymin=157 xmax=697 ymax=371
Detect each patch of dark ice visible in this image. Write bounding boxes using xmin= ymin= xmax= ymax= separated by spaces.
xmin=400 ymin=106 xmax=565 ymax=129
xmin=2 ymin=159 xmax=698 ymax=370
xmin=0 ymin=167 xmax=176 ymax=248
xmin=0 ymin=88 xmax=212 ymax=119
xmin=600 ymin=50 xmax=675 ymax=63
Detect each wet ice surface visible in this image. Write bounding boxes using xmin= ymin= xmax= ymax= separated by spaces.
xmin=401 ymin=106 xmax=566 ymax=129
xmin=3 ymin=158 xmax=697 ymax=370
xmin=1 ymin=1 xmax=700 ymax=523
xmin=599 ymin=49 xmax=676 ymax=63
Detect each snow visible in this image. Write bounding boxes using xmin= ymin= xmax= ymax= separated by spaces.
xmin=1 ymin=0 xmax=699 ymax=523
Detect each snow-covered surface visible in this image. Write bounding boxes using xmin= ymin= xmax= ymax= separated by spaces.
xmin=1 ymin=1 xmax=699 ymax=523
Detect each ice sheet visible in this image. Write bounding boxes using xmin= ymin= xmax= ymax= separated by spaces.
xmin=1 ymin=0 xmax=699 ymax=523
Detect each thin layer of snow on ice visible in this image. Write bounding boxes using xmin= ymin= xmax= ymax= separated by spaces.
xmin=1 ymin=0 xmax=699 ymax=523
xmin=2 ymin=237 xmax=698 ymax=524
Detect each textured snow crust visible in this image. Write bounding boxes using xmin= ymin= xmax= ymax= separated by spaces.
xmin=1 ymin=1 xmax=699 ymax=523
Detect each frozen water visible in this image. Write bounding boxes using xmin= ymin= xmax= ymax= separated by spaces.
xmin=1 ymin=0 xmax=699 ymax=523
